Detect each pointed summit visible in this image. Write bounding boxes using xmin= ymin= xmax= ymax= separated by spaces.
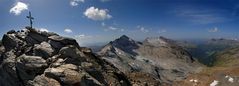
xmin=115 ymin=35 xmax=131 ymax=42
xmin=113 ymin=35 xmax=136 ymax=46
xmin=100 ymin=35 xmax=139 ymax=56
xmin=119 ymin=35 xmax=130 ymax=39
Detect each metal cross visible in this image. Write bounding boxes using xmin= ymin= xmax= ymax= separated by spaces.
xmin=26 ymin=11 xmax=34 ymax=28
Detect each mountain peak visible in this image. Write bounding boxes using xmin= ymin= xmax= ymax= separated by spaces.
xmin=120 ymin=35 xmax=129 ymax=39
xmin=111 ymin=35 xmax=136 ymax=45
xmin=116 ymin=35 xmax=131 ymax=42
xmin=103 ymin=35 xmax=139 ymax=56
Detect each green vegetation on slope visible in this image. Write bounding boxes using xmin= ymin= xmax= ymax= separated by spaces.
xmin=213 ymin=46 xmax=239 ymax=67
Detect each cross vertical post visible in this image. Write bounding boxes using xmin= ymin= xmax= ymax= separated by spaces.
xmin=26 ymin=11 xmax=34 ymax=28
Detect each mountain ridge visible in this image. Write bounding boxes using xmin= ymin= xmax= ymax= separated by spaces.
xmin=98 ymin=35 xmax=203 ymax=85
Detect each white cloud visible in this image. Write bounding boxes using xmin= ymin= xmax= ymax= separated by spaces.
xmin=64 ymin=29 xmax=73 ymax=33
xmin=208 ymin=27 xmax=219 ymax=32
xmin=158 ymin=29 xmax=167 ymax=34
xmin=10 ymin=2 xmax=28 ymax=15
xmin=109 ymin=26 xmax=117 ymax=30
xmin=70 ymin=0 xmax=84 ymax=6
xmin=84 ymin=6 xmax=112 ymax=21
xmin=100 ymin=0 xmax=110 ymax=2
xmin=103 ymin=26 xmax=124 ymax=32
xmin=75 ymin=34 xmax=87 ymax=38
xmin=137 ymin=26 xmax=149 ymax=33
xmin=173 ymin=7 xmax=232 ymax=24
xmin=39 ymin=28 xmax=49 ymax=32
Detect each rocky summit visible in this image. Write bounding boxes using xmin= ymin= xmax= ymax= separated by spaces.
xmin=0 ymin=27 xmax=131 ymax=86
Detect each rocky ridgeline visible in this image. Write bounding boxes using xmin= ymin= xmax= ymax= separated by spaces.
xmin=0 ymin=27 xmax=132 ymax=86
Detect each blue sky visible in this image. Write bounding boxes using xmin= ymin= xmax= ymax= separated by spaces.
xmin=1 ymin=0 xmax=239 ymax=46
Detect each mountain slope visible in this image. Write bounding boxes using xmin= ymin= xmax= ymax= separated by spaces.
xmin=188 ymin=38 xmax=239 ymax=66
xmin=98 ymin=35 xmax=203 ymax=85
xmin=173 ymin=39 xmax=239 ymax=86
xmin=213 ymin=46 xmax=239 ymax=67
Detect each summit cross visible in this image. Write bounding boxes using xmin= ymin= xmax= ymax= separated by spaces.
xmin=26 ymin=11 xmax=34 ymax=28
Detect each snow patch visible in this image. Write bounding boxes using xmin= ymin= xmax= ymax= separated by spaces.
xmin=210 ymin=80 xmax=219 ymax=86
xmin=225 ymin=75 xmax=229 ymax=78
xmin=225 ymin=75 xmax=234 ymax=83
xmin=39 ymin=28 xmax=49 ymax=32
xmin=114 ymin=48 xmax=122 ymax=55
xmin=194 ymin=79 xmax=198 ymax=83
xmin=228 ymin=77 xmax=234 ymax=83
xmin=189 ymin=79 xmax=198 ymax=83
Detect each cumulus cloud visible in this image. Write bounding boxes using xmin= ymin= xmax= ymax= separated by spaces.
xmin=208 ymin=27 xmax=219 ymax=32
xmin=10 ymin=2 xmax=28 ymax=15
xmin=70 ymin=0 xmax=84 ymax=6
xmin=64 ymin=29 xmax=73 ymax=33
xmin=84 ymin=6 xmax=112 ymax=21
xmin=39 ymin=28 xmax=49 ymax=32
xmin=105 ymin=26 xmax=124 ymax=32
xmin=109 ymin=26 xmax=117 ymax=30
xmin=137 ymin=26 xmax=149 ymax=33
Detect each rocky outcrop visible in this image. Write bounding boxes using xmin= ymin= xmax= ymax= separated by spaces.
xmin=98 ymin=35 xmax=203 ymax=85
xmin=0 ymin=28 xmax=131 ymax=86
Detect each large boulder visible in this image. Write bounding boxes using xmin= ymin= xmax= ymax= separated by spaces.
xmin=17 ymin=54 xmax=48 ymax=70
xmin=59 ymin=45 xmax=87 ymax=64
xmin=44 ymin=64 xmax=103 ymax=86
xmin=2 ymin=34 xmax=19 ymax=51
xmin=25 ymin=29 xmax=48 ymax=45
xmin=44 ymin=64 xmax=82 ymax=85
xmin=28 ymin=75 xmax=61 ymax=86
xmin=48 ymin=35 xmax=80 ymax=48
xmin=33 ymin=42 xmax=54 ymax=59
xmin=16 ymin=54 xmax=48 ymax=81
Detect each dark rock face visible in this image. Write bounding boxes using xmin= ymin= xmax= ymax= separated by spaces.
xmin=0 ymin=28 xmax=131 ymax=86
xmin=110 ymin=35 xmax=139 ymax=56
xmin=2 ymin=34 xmax=19 ymax=51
